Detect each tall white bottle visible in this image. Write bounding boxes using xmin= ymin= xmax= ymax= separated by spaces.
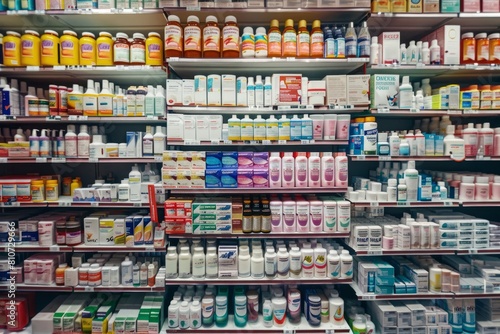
xmin=192 ymin=247 xmax=206 ymax=279
xmin=247 ymin=77 xmax=255 ymax=108
xmin=145 ymin=85 xmax=155 ymax=116
xmin=308 ymin=152 xmax=321 ymax=187
xmin=155 ymin=85 xmax=166 ymax=116
xmin=264 ymin=76 xmax=272 ymax=107
xmin=178 ymin=246 xmax=192 ymax=278
xmin=404 ymin=160 xmax=419 ymax=201
xmin=142 ymin=126 xmax=154 ymax=157
xmin=321 ymin=152 xmax=335 ymax=187
xmin=121 ymin=256 xmax=133 ymax=286
xmin=255 ymin=75 xmax=264 ymax=107
xmin=165 ymin=246 xmax=178 ymax=278
xmin=399 ymin=76 xmax=413 ymax=109
xmin=77 ymin=125 xmax=90 ymax=158
xmin=65 ymin=125 xmax=77 ymax=158
xmin=228 ymin=115 xmax=241 ymax=141
xmin=153 ymin=126 xmax=166 ymax=156
xmin=129 ymin=164 xmax=142 ymax=201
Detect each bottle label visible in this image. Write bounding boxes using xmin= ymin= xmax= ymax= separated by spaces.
xmin=184 ymin=26 xmax=201 ymax=52
xmin=310 ymin=32 xmax=324 ymax=56
xmin=80 ymin=43 xmax=94 ymax=61
xmin=241 ymin=34 xmax=255 ymax=57
xmin=147 ymin=42 xmax=162 ymax=61
xmin=83 ymin=96 xmax=97 ymax=116
xmin=114 ymin=43 xmax=130 ymax=63
xmin=97 ymin=42 xmax=112 ymax=60
xmin=130 ymin=44 xmax=145 ymax=63
xmin=3 ymin=41 xmax=18 ymax=63
xmin=27 ymin=99 xmax=39 ymax=116
xmin=61 ymin=40 xmax=76 ymax=58
xmin=336 ymin=38 xmax=346 ymax=58
xmin=283 ymin=31 xmax=297 ymax=55
xmin=255 ymin=34 xmax=268 ymax=56
xmin=297 ymin=33 xmax=310 ymax=56
xmin=21 ymin=39 xmax=35 ymax=58
xmin=223 ymin=26 xmax=239 ymax=52
xmin=41 ymin=39 xmax=56 ymax=58
xmin=203 ymin=27 xmax=220 ymax=52
xmin=98 ymin=96 xmax=113 ymax=116
xmin=268 ymin=31 xmax=281 ymax=55
xmin=345 ymin=38 xmax=357 ymax=57
xmin=165 ymin=25 xmax=182 ymax=52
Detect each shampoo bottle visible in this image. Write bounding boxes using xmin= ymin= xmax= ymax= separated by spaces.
xmin=295 ymin=153 xmax=308 ymax=187
xmin=128 ymin=164 xmax=142 ymax=201
xmin=321 ymin=152 xmax=335 ymax=187
xmin=269 ymin=152 xmax=282 ymax=187
xmin=334 ymin=153 xmax=348 ymax=187
xmin=404 ymin=160 xmax=419 ymax=201
xmin=83 ymin=79 xmax=98 ymax=116
xmin=308 ymin=152 xmax=321 ymax=187
xmin=77 ymin=124 xmax=90 ymax=158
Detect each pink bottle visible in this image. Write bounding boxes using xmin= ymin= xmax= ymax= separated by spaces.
xmin=334 ymin=152 xmax=348 ymax=187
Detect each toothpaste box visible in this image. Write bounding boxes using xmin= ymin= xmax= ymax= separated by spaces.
xmin=370 ymin=75 xmax=400 ymax=108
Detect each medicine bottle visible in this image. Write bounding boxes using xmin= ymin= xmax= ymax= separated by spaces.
xmin=268 ymin=20 xmax=281 ymax=58
xmin=203 ymin=16 xmax=220 ymax=58
xmin=282 ymin=19 xmax=297 ymax=57
xmin=476 ymin=33 xmax=489 ymax=63
xmin=165 ymin=15 xmax=183 ymax=58
xmin=114 ymin=33 xmax=130 ymax=65
xmin=297 ymin=20 xmax=310 ymax=58
xmin=40 ymin=30 xmax=59 ymax=66
xmin=184 ymin=15 xmax=201 ymax=58
xmin=461 ymin=32 xmax=475 ymax=64
xmin=96 ymin=32 xmax=113 ymax=66
xmin=130 ymin=33 xmax=146 ymax=65
xmin=222 ymin=16 xmax=239 ymax=58
xmin=21 ymin=30 xmax=41 ymax=66
xmin=146 ymin=32 xmax=163 ymax=65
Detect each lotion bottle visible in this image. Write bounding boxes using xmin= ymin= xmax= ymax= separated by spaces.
xmin=404 ymin=160 xmax=419 ymax=201
xmin=77 ymin=124 xmax=90 ymax=158
xmin=128 ymin=164 xmax=142 ymax=201
xmin=334 ymin=153 xmax=348 ymax=187
xmin=308 ymin=152 xmax=321 ymax=187
xmin=269 ymin=152 xmax=282 ymax=187
xmin=295 ymin=152 xmax=308 ymax=187
xmin=178 ymin=246 xmax=192 ymax=278
xmin=83 ymin=79 xmax=98 ymax=116
xmin=153 ymin=125 xmax=166 ymax=156
xmin=282 ymin=152 xmax=295 ymax=187
xmin=321 ymin=152 xmax=335 ymax=187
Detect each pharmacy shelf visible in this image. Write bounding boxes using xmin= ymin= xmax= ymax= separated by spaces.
xmin=348 ymin=200 xmax=459 ymax=208
xmin=165 ymin=277 xmax=352 ymax=286
xmin=0 ymin=283 xmax=73 ymax=292
xmin=460 ymin=201 xmax=500 ymax=207
xmin=73 ymin=285 xmax=165 ymax=292
xmin=459 ymin=248 xmax=500 ymax=254
xmin=167 ymin=232 xmax=350 ymax=239
xmin=345 ymin=247 xmax=459 ymax=256
xmin=166 ymin=57 xmax=369 ymax=79
xmin=0 ymin=157 xmax=162 ymax=164
xmin=0 ymin=9 xmax=167 ymax=34
xmin=167 ymin=139 xmax=348 ymax=147
xmin=454 ymin=292 xmax=500 ymax=299
xmin=0 ymin=201 xmax=48 ymax=207
xmin=0 ymin=324 xmax=32 ymax=334
xmin=0 ymin=115 xmax=165 ymax=123
xmin=168 ymin=187 xmax=348 ymax=194
xmin=370 ymin=108 xmax=462 ymax=116
xmin=448 ymin=12 xmax=500 ymax=33
xmin=0 ymin=197 xmax=152 ymax=208
xmin=348 ymin=155 xmax=500 ymax=161
xmin=0 ymin=65 xmax=166 ymax=85
xmin=167 ymin=106 xmax=367 ymax=115
xmin=164 ymin=6 xmax=370 ymax=28
xmin=72 ymin=244 xmax=165 ymax=252
xmin=350 ymin=283 xmax=454 ymax=300
xmin=160 ymin=315 xmax=352 ymax=334
xmin=0 ymin=244 xmax=73 ymax=252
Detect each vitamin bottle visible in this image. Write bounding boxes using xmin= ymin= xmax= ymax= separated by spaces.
xmin=297 ymin=20 xmax=310 ymax=58
xmin=165 ymin=15 xmax=183 ymax=58
xmin=3 ymin=31 xmax=21 ymax=66
xmin=310 ymin=20 xmax=323 ymax=58
xmin=282 ymin=19 xmax=297 ymax=57
xmin=203 ymin=16 xmax=220 ymax=58
xmin=268 ymin=19 xmax=282 ymax=58
xmin=146 ymin=32 xmax=163 ymax=65
xmin=255 ymin=27 xmax=268 ymax=58
xmin=130 ymin=33 xmax=146 ymax=65
xmin=40 ymin=30 xmax=59 ymax=66
xmin=96 ymin=32 xmax=113 ymax=66
xmin=114 ymin=33 xmax=130 ymax=65
xmin=488 ymin=33 xmax=500 ymax=64
xmin=222 ymin=16 xmax=240 ymax=58
xmin=184 ymin=15 xmax=202 ymax=58
xmin=476 ymin=33 xmax=489 ymax=64
xmin=461 ymin=32 xmax=475 ymax=64
xmin=79 ymin=32 xmax=96 ymax=66
xmin=241 ymin=27 xmax=255 ymax=58
xmin=21 ymin=30 xmax=40 ymax=66
xmin=60 ymin=30 xmax=79 ymax=66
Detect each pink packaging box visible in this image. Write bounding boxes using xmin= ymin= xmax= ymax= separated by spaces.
xmin=237 ymin=169 xmax=254 ymax=188
xmin=253 ymin=169 xmax=269 ymax=188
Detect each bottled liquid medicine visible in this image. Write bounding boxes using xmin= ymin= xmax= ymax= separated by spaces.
xmin=222 ymin=16 xmax=239 ymax=58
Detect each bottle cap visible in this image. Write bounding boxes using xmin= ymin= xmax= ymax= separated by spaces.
xmin=243 ymin=27 xmax=254 ymax=35
xmin=167 ymin=15 xmax=180 ymax=23
xmin=256 ymin=27 xmax=266 ymax=35
xmin=285 ymin=19 xmax=294 ymax=27
xmin=187 ymin=15 xmax=200 ymax=23
xmin=206 ymin=15 xmax=217 ymax=23
xmin=462 ymin=32 xmax=474 ymax=39
xmin=312 ymin=20 xmax=321 ymax=29
xmin=298 ymin=19 xmax=307 ymax=28
xmin=225 ymin=15 xmax=237 ymax=23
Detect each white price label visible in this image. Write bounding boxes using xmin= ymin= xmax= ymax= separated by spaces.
xmin=262 ymin=140 xmax=272 ymax=145
xmin=133 ymin=202 xmax=142 ymax=207
xmin=283 ymin=330 xmax=295 ymax=334
xmin=447 ymin=110 xmax=462 ymax=115
xmin=478 ymin=156 xmax=491 ymax=160
xmin=36 ymin=157 xmax=47 ymax=163
xmin=52 ymin=158 xmax=66 ymax=163
xmin=278 ymin=140 xmax=287 ymax=144
xmin=168 ymin=57 xmax=180 ymax=62
xmin=45 ymin=116 xmax=60 ymax=121
xmin=78 ymin=116 xmax=88 ymax=121
xmin=443 ymin=201 xmax=453 ymax=206
xmin=379 ymin=156 xmax=391 ymax=160
xmin=49 ymin=245 xmax=60 ymax=251
xmin=463 ymin=109 xmax=478 ymax=114
xmin=53 ymin=65 xmax=65 ymax=71
xmin=186 ymin=6 xmax=200 ymax=10
xmin=370 ymin=202 xmax=379 ymax=207
xmin=154 ymin=156 xmax=163 ymax=162
xmin=286 ymin=57 xmax=296 ymax=61
xmin=3 ymin=202 xmax=20 ymax=207
xmin=326 ymin=330 xmax=334 ymax=334
xmin=85 ymin=286 xmax=94 ymax=292
xmin=223 ymin=140 xmax=232 ymax=145
xmin=68 ymin=115 xmax=78 ymax=121
xmin=89 ymin=158 xmax=99 ymax=163
xmin=184 ymin=140 xmax=200 ymax=145
xmin=397 ymin=201 xmax=410 ymax=207
xmin=210 ymin=140 xmax=220 ymax=145
xmin=146 ymin=115 xmax=158 ymax=120
xmin=363 ymin=295 xmax=376 ymax=300
xmin=90 ymin=202 xmax=99 ymax=207
xmin=145 ymin=246 xmax=156 ymax=252
xmin=300 ymin=140 xmax=310 ymax=144
xmin=416 ymin=62 xmax=425 ymax=68
xmin=0 ymin=158 xmax=7 ymax=163
xmin=26 ymin=66 xmax=40 ymax=71
xmin=368 ymin=250 xmax=383 ymax=255
xmin=377 ymin=107 xmax=390 ymax=113
xmin=409 ymin=108 xmax=419 ymax=113
xmin=356 ymin=155 xmax=366 ymax=160
xmin=59 ymin=201 xmax=71 ymax=207
xmin=469 ymin=249 xmax=478 ymax=254
xmin=249 ymin=140 xmax=258 ymax=145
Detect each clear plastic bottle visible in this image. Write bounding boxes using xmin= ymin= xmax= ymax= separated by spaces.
xmin=357 ymin=21 xmax=370 ymax=57
xmin=345 ymin=22 xmax=358 ymax=58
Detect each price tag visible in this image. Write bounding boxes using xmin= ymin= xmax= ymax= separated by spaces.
xmin=53 ymin=65 xmax=65 ymax=71
xmin=362 ymin=295 xmax=376 ymax=300
xmin=6 ymin=10 xmax=16 ymax=14
xmin=465 ymin=64 xmax=477 ymax=69
xmin=447 ymin=110 xmax=462 ymax=115
xmin=3 ymin=202 xmax=20 ymax=207
xmin=26 ymin=66 xmax=40 ymax=71
xmin=210 ymin=140 xmax=220 ymax=145
xmin=58 ymin=201 xmax=71 ymax=207
xmin=443 ymin=201 xmax=453 ymax=206
xmin=249 ymin=140 xmax=258 ymax=145
xmin=78 ymin=116 xmax=88 ymax=121
xmin=300 ymin=140 xmax=310 ymax=144
xmin=90 ymin=202 xmax=99 ymax=207
xmin=186 ymin=6 xmax=200 ymax=10
xmin=0 ymin=158 xmax=7 ymax=163
xmin=283 ymin=330 xmax=295 ymax=334
xmin=36 ymin=157 xmax=47 ymax=163
xmin=34 ymin=9 xmax=45 ymax=14
xmin=154 ymin=156 xmax=163 ymax=162
xmin=477 ymin=156 xmax=491 ymax=160
xmin=409 ymin=108 xmax=419 ymax=113
xmin=379 ymin=156 xmax=391 ymax=160
xmin=469 ymin=249 xmax=478 ymax=254
xmin=145 ymin=245 xmax=156 ymax=251
xmin=68 ymin=115 xmax=78 ymax=121
xmin=45 ymin=116 xmax=60 ymax=121
xmin=368 ymin=250 xmax=383 ymax=255
xmin=89 ymin=158 xmax=99 ymax=163
xmin=377 ymin=107 xmax=390 ymax=113
xmin=286 ymin=57 xmax=296 ymax=61
xmin=397 ymin=201 xmax=410 ymax=207
xmin=133 ymin=202 xmax=142 ymax=207
xmin=0 ymin=116 xmax=6 ymax=120
xmin=326 ymin=330 xmax=334 ymax=334
xmin=52 ymin=158 xmax=66 ymax=163
xmin=262 ymin=140 xmax=272 ymax=145
xmin=416 ymin=62 xmax=425 ymax=68
xmin=223 ymin=140 xmax=232 ymax=145
xmin=85 ymin=286 xmax=94 ymax=292
xmin=356 ymin=155 xmax=366 ymax=160
xmin=168 ymin=57 xmax=180 ymax=62
xmin=49 ymin=245 xmax=60 ymax=252
xmin=278 ymin=140 xmax=287 ymax=144
xmin=146 ymin=115 xmax=158 ymax=120
xmin=463 ymin=109 xmax=479 ymax=114
xmin=370 ymin=202 xmax=379 ymax=207
xmin=184 ymin=140 xmax=200 ymax=145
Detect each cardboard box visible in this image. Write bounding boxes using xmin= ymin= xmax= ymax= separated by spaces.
xmin=370 ymin=75 xmax=400 ymax=108
xmin=347 ymin=75 xmax=370 ymax=106
xmin=378 ymin=32 xmax=401 ymax=65
xmin=272 ymin=74 xmax=302 ymax=105
xmin=166 ymin=79 xmax=183 ymax=106
xmin=323 ymin=75 xmax=347 ymax=106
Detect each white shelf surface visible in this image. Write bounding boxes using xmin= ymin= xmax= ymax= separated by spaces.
xmin=0 ymin=197 xmax=152 ymax=208
xmin=167 ymin=232 xmax=350 ymax=239
xmin=346 ymin=247 xmax=461 ymax=256
xmin=370 ymin=108 xmax=462 ymax=116
xmin=0 ymin=115 xmax=165 ymax=123
xmin=73 ymin=284 xmax=164 ymax=292
xmin=0 ymin=157 xmax=162 ymax=164
xmin=167 ymin=105 xmax=367 ymax=115
xmin=168 ymin=187 xmax=348 ymax=194
xmin=72 ymin=244 xmax=164 ymax=252
xmin=160 ymin=315 xmax=352 ymax=333
xmin=349 ymin=155 xmax=500 ymax=161
xmin=168 ymin=139 xmax=348 ymax=147
xmin=0 ymin=283 xmax=73 ymax=292
xmin=165 ymin=277 xmax=352 ymax=286
xmin=167 ymin=57 xmax=369 ymax=78
xmin=348 ymin=200 xmax=459 ymax=208
xmin=0 ymin=244 xmax=73 ymax=252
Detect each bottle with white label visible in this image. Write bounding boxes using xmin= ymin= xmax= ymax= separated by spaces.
xmin=289 ymin=246 xmax=302 ymax=278
xmin=192 ymin=247 xmax=205 ymax=279
xmin=251 ymin=248 xmax=264 ymax=278
xmin=404 ymin=160 xmax=419 ymax=201
xmin=278 ymin=115 xmax=291 ymax=140
xmin=179 ymin=301 xmax=190 ymax=329
xmin=142 ymin=126 xmax=154 ymax=157
xmin=369 ymin=36 xmax=379 ymax=65
xmin=238 ymin=246 xmax=251 ymax=277
xmin=345 ymin=22 xmax=357 ymax=57
xmin=277 ymin=247 xmax=289 ymax=278
xmin=190 ymin=301 xmax=202 ymax=329
xmin=340 ymin=250 xmax=353 ymax=279
xmin=398 ymin=178 xmax=408 ymax=201
xmin=118 ymin=179 xmax=130 ymax=202
xmin=264 ymin=76 xmax=272 ymax=106
xmin=153 ymin=126 xmax=166 ymax=156
xmin=479 ymin=122 xmax=494 ymax=157
xmin=98 ymin=80 xmax=113 ymax=116
xmin=327 ymin=249 xmax=340 ymax=279
xmin=301 ymin=114 xmax=313 ymax=140
xmin=144 ymin=85 xmax=155 ymax=116
xmin=83 ymin=79 xmax=98 ymax=116
xmin=178 ymin=246 xmax=192 ymax=278
xmin=399 ymin=76 xmax=413 ymax=109
xmin=121 ymin=256 xmax=133 ymax=286
xmin=168 ymin=301 xmax=180 ymax=328
xmin=206 ymin=246 xmax=218 ymax=279
xmin=247 ymin=77 xmax=255 ymax=107
xmin=290 ymin=114 xmax=302 ymax=140
xmin=407 ymin=40 xmax=418 ymax=64
xmin=266 ymin=115 xmax=279 ymax=140
xmin=265 ymin=248 xmax=277 ymax=278
xmin=254 ymin=114 xmax=266 ymax=141
xmin=228 ymin=114 xmax=241 ymax=141
xmin=430 ymin=39 xmax=440 ymax=64
xmin=165 ymin=246 xmax=178 ymax=278
xmin=77 ymin=125 xmax=90 ymax=158
xmin=255 ymin=75 xmax=264 ymax=107
xmin=128 ymin=164 xmax=142 ymax=201
xmin=240 ymin=115 xmax=254 ymax=141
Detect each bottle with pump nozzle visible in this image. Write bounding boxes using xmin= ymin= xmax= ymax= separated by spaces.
xmin=39 ymin=129 xmax=50 ymax=157
xmin=83 ymin=79 xmax=98 ymax=116
xmin=357 ymin=21 xmax=370 ymax=57
xmin=345 ymin=22 xmax=357 ymax=57
xmin=29 ymin=129 xmax=39 ymax=157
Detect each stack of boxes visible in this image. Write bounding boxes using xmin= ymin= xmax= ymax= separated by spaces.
xmin=162 ymin=151 xmax=206 ymax=189
xmin=192 ymin=199 xmax=233 ymax=234
xmin=435 ymin=216 xmax=490 ymax=250
xmin=357 ymin=259 xmax=395 ymax=294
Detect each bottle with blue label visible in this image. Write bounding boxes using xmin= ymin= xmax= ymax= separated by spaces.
xmin=234 ymin=295 xmax=248 ymax=327
xmin=334 ymin=26 xmax=345 ymax=58
xmin=324 ymin=29 xmax=335 ymax=58
xmin=301 ymin=114 xmax=313 ymax=140
xmin=345 ymin=22 xmax=357 ymax=58
xmin=290 ymin=114 xmax=302 ymax=140
xmin=357 ymin=21 xmax=370 ymax=57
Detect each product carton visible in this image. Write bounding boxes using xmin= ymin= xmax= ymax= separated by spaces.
xmin=182 ymin=79 xmax=195 ymax=106
xmin=182 ymin=115 xmax=196 ymax=141
xmin=195 ymin=115 xmax=210 ymax=141
xmin=423 ymin=0 xmax=439 ymax=12
xmin=431 ymin=25 xmax=460 ymax=65
xmin=482 ymin=0 xmax=500 ymax=11
xmin=166 ymin=79 xmax=183 ymax=106
xmin=207 ymin=75 xmax=221 ymax=106
xmin=323 ymin=75 xmax=347 ymax=106
xmin=221 ymin=74 xmax=236 ymax=106
xmin=440 ymin=0 xmax=460 ymax=11
xmin=407 ymin=0 xmax=422 ymax=11
xmin=347 ymin=75 xmax=370 ymax=106
xmin=218 ymin=245 xmax=238 ymax=277
xmin=194 ymin=75 xmax=207 ymax=106
xmin=370 ymin=75 xmax=400 ymax=108
xmin=208 ymin=115 xmax=223 ymax=141
xmin=378 ymin=32 xmax=401 ymax=65
xmin=308 ymin=80 xmax=326 ymax=106
xmin=462 ymin=0 xmax=480 ymax=11
xmin=166 ymin=114 xmax=184 ymax=140
xmin=84 ymin=217 xmax=100 ymax=245
xmin=272 ymin=74 xmax=302 ymax=105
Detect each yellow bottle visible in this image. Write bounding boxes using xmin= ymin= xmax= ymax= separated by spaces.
xmin=21 ymin=30 xmax=41 ymax=66
xmin=31 ymin=180 xmax=45 ymax=202
xmin=146 ymin=32 xmax=163 ymax=66
xmin=70 ymin=179 xmax=79 ymax=197
xmin=96 ymin=32 xmax=113 ymax=66
xmin=60 ymin=30 xmax=79 ymax=66
xmin=3 ymin=31 xmax=21 ymax=66
xmin=41 ymin=30 xmax=60 ymax=66
xmin=79 ymin=32 xmax=96 ymax=66
xmin=45 ymin=180 xmax=59 ymax=201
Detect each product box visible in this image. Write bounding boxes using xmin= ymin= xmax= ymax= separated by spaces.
xmin=462 ymin=0 xmax=480 ymax=11
xmin=407 ymin=0 xmax=422 ymax=11
xmin=238 ymin=152 xmax=254 ymax=168
xmin=207 ymin=75 xmax=221 ymax=106
xmin=84 ymin=217 xmax=100 ymax=245
xmin=323 ymin=75 xmax=347 ymax=106
xmin=441 ymin=0 xmax=460 ymax=11
xmin=347 ymin=75 xmax=370 ymax=106
xmin=482 ymin=0 xmax=500 ymax=11
xmin=272 ymin=74 xmax=302 ymax=105
xmin=418 ymin=175 xmax=433 ymax=201
xmin=166 ymin=114 xmax=184 ymax=140
xmin=196 ymin=115 xmax=210 ymax=141
xmin=308 ymin=80 xmax=326 ymax=106
xmin=194 ymin=75 xmax=207 ymax=106
xmin=192 ymin=151 xmax=206 ymax=169
xmin=221 ymin=74 xmax=236 ymax=106
xmin=253 ymin=152 xmax=269 ymax=169
xmin=182 ymin=80 xmax=195 ymax=106
xmin=206 ymin=151 xmax=222 ymax=169
xmin=218 ymin=245 xmax=238 ymax=277
xmin=220 ymin=169 xmax=238 ymax=188
xmin=253 ymin=169 xmax=269 ymax=188
xmin=205 ymin=169 xmax=221 ymax=188
xmin=221 ymin=151 xmax=238 ymax=168
xmin=209 ymin=115 xmax=223 ymax=141
xmin=182 ymin=115 xmax=196 ymax=141
xmin=370 ymin=75 xmax=400 ymax=108
xmin=237 ymin=169 xmax=253 ymax=188
xmin=378 ymin=32 xmax=401 ymax=65
xmin=176 ymin=151 xmax=192 ymax=169
xmin=434 ymin=25 xmax=460 ymax=65
xmin=166 ymin=79 xmax=183 ymax=106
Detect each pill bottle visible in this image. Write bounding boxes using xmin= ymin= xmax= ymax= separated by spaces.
xmin=41 ymin=30 xmax=59 ymax=66
xmin=79 ymin=32 xmax=96 ymax=65
xmin=3 ymin=31 xmax=21 ymax=66
xmin=21 ymin=30 xmax=41 ymax=66
xmin=96 ymin=32 xmax=113 ymax=66
xmin=60 ymin=30 xmax=79 ymax=66
xmin=146 ymin=32 xmax=163 ymax=65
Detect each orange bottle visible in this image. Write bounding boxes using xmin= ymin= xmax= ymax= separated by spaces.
xmin=203 ymin=16 xmax=220 ymax=58
xmin=461 ymin=32 xmax=475 ymax=64
xmin=268 ymin=19 xmax=282 ymax=58
xmin=282 ymin=19 xmax=297 ymax=57
xmin=296 ymin=20 xmax=310 ymax=58
xmin=164 ymin=15 xmax=183 ymax=58
xmin=222 ymin=15 xmax=239 ymax=58
xmin=310 ymin=20 xmax=324 ymax=58
xmin=184 ymin=15 xmax=202 ymax=58
xmin=476 ymin=33 xmax=489 ymax=64
xmin=489 ymin=33 xmax=500 ymax=64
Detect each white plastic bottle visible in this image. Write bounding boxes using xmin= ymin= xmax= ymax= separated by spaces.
xmin=255 ymin=27 xmax=268 ymax=58
xmin=264 ymin=76 xmax=272 ymax=107
xmin=168 ymin=300 xmax=180 ymax=328
xmin=241 ymin=27 xmax=255 ymax=58
xmin=314 ymin=247 xmax=327 ymax=278
xmin=266 ymin=115 xmax=279 ymax=141
xmin=400 ymin=43 xmax=407 ymax=64
xmin=308 ymin=152 xmax=321 ymax=187
xmin=240 ymin=114 xmax=254 ymax=141
xmin=334 ymin=154 xmax=348 ymax=187
xmin=269 ymin=152 xmax=282 ymax=187
xmin=254 ymin=114 xmax=266 ymax=141
xmin=128 ymin=164 xmax=142 ymax=201
xmin=77 ymin=125 xmax=90 ymax=158
xmin=463 ymin=123 xmax=478 ymax=157
xmin=444 ymin=125 xmax=465 ymax=158
xmin=357 ymin=21 xmax=370 ymax=57
xmin=83 ymin=79 xmax=98 ymax=116
xmin=404 ymin=160 xmax=419 ymax=201
xmin=398 ymin=178 xmax=408 ymax=201
xmin=206 ymin=247 xmax=218 ymax=279
xmin=154 ymin=85 xmax=166 ymax=116
xmin=265 ymin=248 xmax=277 ymax=278
xmin=247 ymin=77 xmax=255 ymax=108
xmin=422 ymin=42 xmax=430 ymax=64
xmin=301 ymin=114 xmax=313 ymax=140
xmin=24 ymin=86 xmax=38 ymax=116
xmin=153 ymin=126 xmax=166 ymax=156
xmin=278 ymin=115 xmax=291 ymax=140
xmin=118 ymin=179 xmax=130 ymax=202
xmin=295 ymin=153 xmax=308 ymax=187
xmin=480 ymin=122 xmax=494 ymax=157
xmin=143 ymin=126 xmax=154 ymax=157
xmin=415 ymin=90 xmax=424 ymax=110
xmin=263 ymin=300 xmax=273 ymax=328
xmin=277 ymin=247 xmax=289 ymax=278
xmin=366 ymin=314 xmax=376 ymax=334
xmin=228 ymin=114 xmax=241 ymax=141
xmin=339 ymin=250 xmax=353 ymax=279
xmin=165 ymin=246 xmax=178 ymax=279
xmin=144 ymin=85 xmax=155 ymax=116
xmin=255 ymin=75 xmax=264 ymax=107
xmin=178 ymin=246 xmax=192 ymax=279
xmin=327 ymin=249 xmax=341 ymax=279
xmin=389 ymin=131 xmax=401 ymax=156
xmin=301 ymin=248 xmax=314 ymax=278
xmin=189 ymin=301 xmax=202 ymax=329
xmin=369 ymin=36 xmax=379 ymax=65
xmin=192 ymin=247 xmax=205 ymax=279
xmin=289 ymin=246 xmax=302 ymax=278
xmin=238 ymin=246 xmax=251 ymax=277
xmin=121 ymin=256 xmax=133 ymax=286
xmin=321 ymin=152 xmax=335 ymax=187
xmin=98 ymin=79 xmax=113 ymax=116
xmin=399 ymin=76 xmax=413 ymax=109
xmin=407 ymin=40 xmax=418 ymax=64
xmin=179 ymin=301 xmax=190 ymax=329
xmin=251 ymin=248 xmax=264 ymax=279
xmin=290 ymin=114 xmax=302 ymax=140
xmin=430 ymin=39 xmax=440 ymax=64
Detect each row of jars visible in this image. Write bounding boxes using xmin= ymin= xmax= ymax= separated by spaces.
xmin=2 ymin=30 xmax=163 ymax=67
